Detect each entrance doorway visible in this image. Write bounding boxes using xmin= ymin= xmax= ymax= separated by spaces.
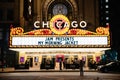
xmin=40 ymin=55 xmax=55 ymax=69
xmin=33 ymin=56 xmax=39 ymax=68
xmin=26 ymin=56 xmax=33 ymax=67
xmin=56 ymin=54 xmax=64 ymax=70
xmin=29 ymin=57 xmax=33 ymax=67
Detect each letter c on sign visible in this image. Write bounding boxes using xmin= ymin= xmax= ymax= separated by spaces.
xmin=34 ymin=21 xmax=40 ymax=28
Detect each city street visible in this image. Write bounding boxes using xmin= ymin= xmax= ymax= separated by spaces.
xmin=0 ymin=72 xmax=120 ymax=80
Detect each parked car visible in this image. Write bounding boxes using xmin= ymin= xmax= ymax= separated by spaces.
xmin=97 ymin=61 xmax=120 ymax=73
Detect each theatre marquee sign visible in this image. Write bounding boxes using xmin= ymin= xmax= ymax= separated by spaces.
xmin=9 ymin=15 xmax=110 ymax=48
xmin=10 ymin=35 xmax=109 ymax=48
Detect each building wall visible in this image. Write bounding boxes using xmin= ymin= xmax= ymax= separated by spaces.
xmin=20 ymin=0 xmax=99 ymax=32
xmin=0 ymin=0 xmax=19 ymax=25
xmin=0 ymin=0 xmax=20 ymax=67
xmin=18 ymin=51 xmax=104 ymax=68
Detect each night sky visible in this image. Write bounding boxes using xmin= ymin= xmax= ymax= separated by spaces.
xmin=109 ymin=0 xmax=120 ymax=49
xmin=109 ymin=0 xmax=120 ymax=59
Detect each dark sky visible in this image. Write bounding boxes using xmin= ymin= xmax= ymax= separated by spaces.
xmin=109 ymin=0 xmax=120 ymax=49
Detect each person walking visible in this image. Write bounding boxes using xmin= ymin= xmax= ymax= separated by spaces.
xmin=59 ymin=60 xmax=62 ymax=70
xmin=79 ymin=60 xmax=84 ymax=76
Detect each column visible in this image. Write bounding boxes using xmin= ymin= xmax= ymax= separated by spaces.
xmin=20 ymin=0 xmax=25 ymax=27
xmin=79 ymin=0 xmax=84 ymax=21
xmin=37 ymin=0 xmax=41 ymax=22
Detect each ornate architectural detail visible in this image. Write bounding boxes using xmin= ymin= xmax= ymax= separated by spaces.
xmin=10 ymin=26 xmax=109 ymax=35
xmin=42 ymin=0 xmax=78 ymax=21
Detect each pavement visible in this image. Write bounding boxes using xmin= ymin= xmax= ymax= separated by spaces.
xmin=0 ymin=75 xmax=115 ymax=80
xmin=0 ymin=67 xmax=120 ymax=80
xmin=0 ymin=72 xmax=120 ymax=80
xmin=0 ymin=67 xmax=97 ymax=73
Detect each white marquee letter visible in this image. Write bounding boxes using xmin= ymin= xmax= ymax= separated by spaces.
xmin=80 ymin=21 xmax=87 ymax=28
xmin=42 ymin=21 xmax=49 ymax=28
xmin=71 ymin=21 xmax=78 ymax=28
xmin=34 ymin=21 xmax=40 ymax=28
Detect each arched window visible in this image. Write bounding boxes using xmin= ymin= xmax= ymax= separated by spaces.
xmin=52 ymin=4 xmax=68 ymax=16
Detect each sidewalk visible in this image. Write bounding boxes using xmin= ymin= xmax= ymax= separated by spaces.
xmin=0 ymin=67 xmax=97 ymax=73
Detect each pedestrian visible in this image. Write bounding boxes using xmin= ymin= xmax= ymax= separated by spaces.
xmin=79 ymin=60 xmax=84 ymax=76
xmin=59 ymin=59 xmax=62 ymax=70
xmin=63 ymin=58 xmax=67 ymax=69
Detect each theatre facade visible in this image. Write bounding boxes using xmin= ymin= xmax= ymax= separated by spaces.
xmin=9 ymin=0 xmax=110 ymax=70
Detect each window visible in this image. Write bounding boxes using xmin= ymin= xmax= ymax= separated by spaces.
xmin=105 ymin=11 xmax=109 ymax=13
xmin=0 ymin=9 xmax=4 ymax=21
xmin=106 ymin=17 xmax=109 ymax=20
xmin=99 ymin=0 xmax=109 ymax=26
xmin=7 ymin=9 xmax=14 ymax=21
xmin=105 ymin=5 xmax=109 ymax=8
xmin=0 ymin=0 xmax=15 ymax=2
xmin=105 ymin=0 xmax=109 ymax=3
xmin=0 ymin=32 xmax=2 ymax=40
xmin=0 ymin=0 xmax=6 ymax=2
xmin=0 ymin=29 xmax=3 ymax=40
xmin=53 ymin=4 xmax=68 ymax=16
xmin=8 ymin=0 xmax=15 ymax=2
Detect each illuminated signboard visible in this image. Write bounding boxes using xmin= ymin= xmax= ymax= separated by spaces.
xmin=9 ymin=14 xmax=110 ymax=48
xmin=10 ymin=35 xmax=109 ymax=48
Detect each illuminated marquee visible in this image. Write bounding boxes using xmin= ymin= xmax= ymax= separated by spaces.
xmin=10 ymin=35 xmax=109 ymax=48
xmin=9 ymin=14 xmax=110 ymax=48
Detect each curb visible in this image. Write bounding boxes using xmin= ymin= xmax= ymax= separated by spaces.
xmin=0 ymin=70 xmax=97 ymax=73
